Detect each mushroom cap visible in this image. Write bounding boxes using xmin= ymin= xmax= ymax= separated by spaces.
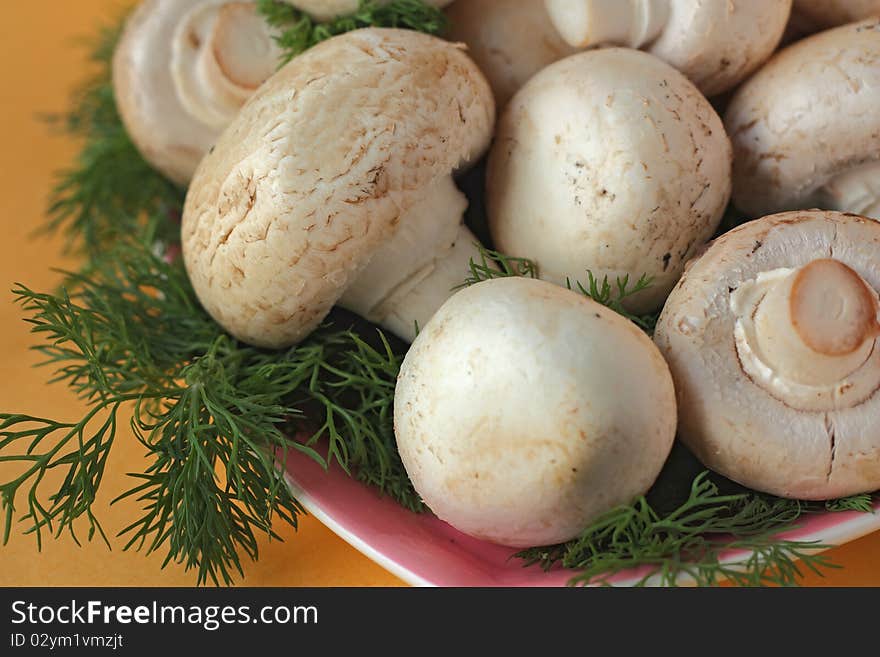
xmin=725 ymin=19 xmax=880 ymax=218
xmin=647 ymin=0 xmax=791 ymax=97
xmin=793 ymin=0 xmax=880 ymax=30
xmin=487 ymin=48 xmax=731 ymax=312
xmin=394 ymin=276 xmax=677 ymax=547
xmin=445 ymin=0 xmax=576 ymax=108
xmin=113 ymin=0 xmax=280 ymax=185
xmin=654 ymin=210 xmax=880 ymax=499
xmin=284 ymin=0 xmax=454 ymax=23
xmin=181 ymin=29 xmax=494 ymax=348
xmin=543 ymin=0 xmax=791 ymax=97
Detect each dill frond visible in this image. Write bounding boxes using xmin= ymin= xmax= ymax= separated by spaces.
xmin=258 ymin=0 xmax=448 ymax=65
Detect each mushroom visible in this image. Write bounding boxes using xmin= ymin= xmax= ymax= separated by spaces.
xmin=725 ymin=19 xmax=880 ymax=220
xmin=542 ymin=0 xmax=792 ymax=96
xmin=486 ymin=48 xmax=732 ymax=312
xmin=444 ymin=0 xmax=576 ymax=108
xmin=182 ymin=29 xmax=495 ymax=348
xmin=394 ymin=276 xmax=677 ymax=547
xmin=654 ymin=210 xmax=880 ymax=499
xmin=792 ymin=0 xmax=880 ymax=31
xmin=113 ymin=0 xmax=282 ymax=185
xmin=283 ymin=0 xmax=454 ymax=22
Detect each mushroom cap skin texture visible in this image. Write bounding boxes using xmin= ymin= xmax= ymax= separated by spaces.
xmin=444 ymin=0 xmax=577 ymax=108
xmin=487 ymin=48 xmax=731 ymax=313
xmin=542 ymin=0 xmax=792 ymax=97
xmin=113 ymin=0 xmax=280 ymax=185
xmin=283 ymin=0 xmax=454 ymax=22
xmin=395 ymin=276 xmax=677 ymax=547
xmin=182 ymin=29 xmax=494 ymax=349
xmin=725 ymin=19 xmax=880 ymax=220
xmin=793 ymin=0 xmax=880 ymax=30
xmin=654 ymin=210 xmax=880 ymax=500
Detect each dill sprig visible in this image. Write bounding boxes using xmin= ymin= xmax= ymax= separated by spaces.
xmin=825 ymin=494 xmax=876 ymax=514
xmin=44 ymin=19 xmax=184 ymax=256
xmin=1 ymin=237 xmax=418 ymax=584
xmin=516 ymin=471 xmax=837 ymax=587
xmin=462 ymin=246 xmax=659 ymax=333
xmin=258 ymin=0 xmax=448 ymax=64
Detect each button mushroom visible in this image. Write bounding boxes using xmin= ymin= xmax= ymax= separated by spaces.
xmin=182 ymin=29 xmax=495 ymax=348
xmin=792 ymin=0 xmax=880 ymax=31
xmin=725 ymin=19 xmax=880 ymax=220
xmin=444 ymin=0 xmax=576 ymax=108
xmin=114 ymin=0 xmax=282 ymax=185
xmin=394 ymin=276 xmax=677 ymax=547
xmin=487 ymin=48 xmax=732 ymax=312
xmin=282 ymin=0 xmax=454 ymax=22
xmin=542 ymin=0 xmax=792 ymax=96
xmin=654 ymin=210 xmax=880 ymax=499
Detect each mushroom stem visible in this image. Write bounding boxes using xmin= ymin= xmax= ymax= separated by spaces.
xmin=741 ymin=259 xmax=879 ymax=387
xmin=338 ymin=176 xmax=486 ymax=342
xmin=820 ymin=160 xmax=880 ymax=219
xmin=543 ymin=0 xmax=669 ymax=48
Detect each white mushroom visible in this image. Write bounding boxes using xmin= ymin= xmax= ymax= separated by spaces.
xmin=487 ymin=48 xmax=731 ymax=312
xmin=114 ymin=0 xmax=281 ymax=185
xmin=283 ymin=0 xmax=454 ymax=22
xmin=542 ymin=0 xmax=792 ymax=96
xmin=182 ymin=29 xmax=495 ymax=348
xmin=792 ymin=0 xmax=880 ymax=31
xmin=654 ymin=210 xmax=880 ymax=499
xmin=725 ymin=19 xmax=880 ymax=220
xmin=444 ymin=0 xmax=576 ymax=108
xmin=395 ymin=276 xmax=677 ymax=547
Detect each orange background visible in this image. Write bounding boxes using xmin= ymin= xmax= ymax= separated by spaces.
xmin=0 ymin=1 xmax=877 ymax=587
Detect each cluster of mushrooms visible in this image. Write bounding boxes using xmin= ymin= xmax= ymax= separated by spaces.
xmin=114 ymin=0 xmax=880 ymax=548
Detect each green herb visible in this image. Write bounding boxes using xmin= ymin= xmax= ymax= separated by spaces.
xmin=258 ymin=0 xmax=448 ymax=65
xmin=825 ymin=494 xmax=875 ymax=514
xmin=461 ymin=245 xmax=658 ymax=333
xmin=44 ymin=19 xmax=184 ymax=257
xmin=516 ymin=471 xmax=838 ymax=587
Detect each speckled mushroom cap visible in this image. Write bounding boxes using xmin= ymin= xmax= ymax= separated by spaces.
xmin=487 ymin=48 xmax=731 ymax=312
xmin=182 ymin=28 xmax=494 ymax=348
xmin=793 ymin=0 xmax=880 ymax=30
xmin=725 ymin=19 xmax=880 ymax=219
xmin=395 ymin=276 xmax=677 ymax=547
xmin=655 ymin=210 xmax=880 ymax=499
xmin=445 ymin=0 xmax=576 ymax=108
xmin=543 ymin=0 xmax=791 ymax=96
xmin=284 ymin=0 xmax=454 ymax=22
xmin=113 ymin=0 xmax=281 ymax=185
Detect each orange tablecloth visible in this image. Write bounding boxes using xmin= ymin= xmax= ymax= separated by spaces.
xmin=1 ymin=1 xmax=877 ymax=587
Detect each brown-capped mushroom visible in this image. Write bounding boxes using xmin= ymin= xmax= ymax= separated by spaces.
xmin=655 ymin=210 xmax=880 ymax=499
xmin=444 ymin=0 xmax=576 ymax=108
xmin=113 ymin=0 xmax=281 ymax=185
xmin=182 ymin=29 xmax=495 ymax=348
xmin=487 ymin=48 xmax=732 ymax=312
xmin=726 ymin=19 xmax=880 ymax=219
xmin=542 ymin=0 xmax=792 ymax=96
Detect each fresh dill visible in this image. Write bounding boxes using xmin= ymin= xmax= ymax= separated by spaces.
xmin=257 ymin=0 xmax=448 ymax=64
xmin=825 ymin=494 xmax=876 ymax=514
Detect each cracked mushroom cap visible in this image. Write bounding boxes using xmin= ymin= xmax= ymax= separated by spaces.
xmin=181 ymin=28 xmax=494 ymax=348
xmin=543 ymin=0 xmax=791 ymax=96
xmin=487 ymin=48 xmax=731 ymax=312
xmin=394 ymin=276 xmax=677 ymax=547
xmin=113 ymin=0 xmax=281 ymax=185
xmin=654 ymin=210 xmax=880 ymax=499
xmin=444 ymin=0 xmax=576 ymax=108
xmin=283 ymin=0 xmax=454 ymax=22
xmin=793 ymin=0 xmax=880 ymax=30
xmin=725 ymin=19 xmax=880 ymax=219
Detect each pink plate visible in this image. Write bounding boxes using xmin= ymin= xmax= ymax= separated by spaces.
xmin=283 ymin=450 xmax=880 ymax=586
